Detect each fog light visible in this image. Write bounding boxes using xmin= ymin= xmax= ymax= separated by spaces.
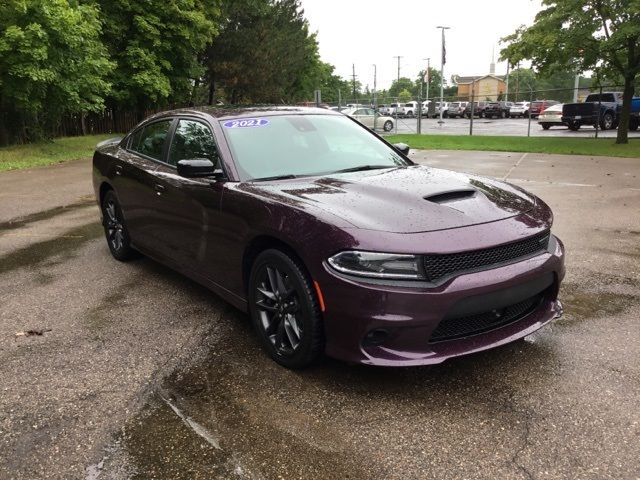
xmin=363 ymin=329 xmax=390 ymax=346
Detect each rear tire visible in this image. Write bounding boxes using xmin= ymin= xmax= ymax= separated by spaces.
xmin=541 ymin=124 xmax=551 ymax=130
xmin=248 ymin=249 xmax=324 ymax=369
xmin=568 ymin=122 xmax=580 ymax=131
xmin=101 ymin=190 xmax=138 ymax=261
xmin=600 ymin=112 xmax=614 ymax=130
xmin=383 ymin=120 xmax=393 ymax=132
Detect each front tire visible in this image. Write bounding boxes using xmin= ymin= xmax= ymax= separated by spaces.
xmin=383 ymin=120 xmax=393 ymax=132
xmin=101 ymin=190 xmax=137 ymax=261
xmin=568 ymin=121 xmax=580 ymax=131
xmin=248 ymin=249 xmax=324 ymax=369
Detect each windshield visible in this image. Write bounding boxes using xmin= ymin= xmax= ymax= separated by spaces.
xmin=221 ymin=114 xmax=408 ymax=181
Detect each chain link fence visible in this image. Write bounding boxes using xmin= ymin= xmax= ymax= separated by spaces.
xmin=324 ymin=84 xmax=639 ymax=138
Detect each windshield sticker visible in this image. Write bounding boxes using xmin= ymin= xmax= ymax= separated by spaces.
xmin=223 ymin=118 xmax=269 ymax=128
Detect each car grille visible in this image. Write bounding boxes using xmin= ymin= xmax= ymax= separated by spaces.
xmin=422 ymin=231 xmax=550 ymax=282
xmin=429 ymin=293 xmax=544 ymax=343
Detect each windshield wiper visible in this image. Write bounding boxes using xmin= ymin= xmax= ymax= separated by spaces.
xmin=331 ymin=165 xmax=395 ymax=174
xmin=252 ymin=174 xmax=301 ymax=182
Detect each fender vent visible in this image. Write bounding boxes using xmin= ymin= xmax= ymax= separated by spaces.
xmin=424 ymin=190 xmax=476 ymax=203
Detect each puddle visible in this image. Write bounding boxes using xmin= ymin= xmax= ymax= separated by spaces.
xmin=559 ymin=282 xmax=639 ymax=322
xmin=101 ymin=305 xmax=562 ymax=480
xmin=0 ymin=221 xmax=103 ymax=275
xmin=0 ymin=197 xmax=96 ymax=231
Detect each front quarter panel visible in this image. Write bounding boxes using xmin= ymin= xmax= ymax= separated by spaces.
xmin=216 ymin=183 xmax=359 ymax=300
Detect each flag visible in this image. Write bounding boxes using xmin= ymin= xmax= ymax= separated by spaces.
xmin=423 ymin=69 xmax=429 ymax=83
xmin=442 ymin=35 xmax=446 ymax=66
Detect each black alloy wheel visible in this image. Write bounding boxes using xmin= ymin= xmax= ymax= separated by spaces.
xmin=101 ymin=190 xmax=137 ymax=261
xmin=383 ymin=120 xmax=393 ymax=132
xmin=248 ymin=249 xmax=324 ymax=369
xmin=600 ymin=112 xmax=614 ymax=130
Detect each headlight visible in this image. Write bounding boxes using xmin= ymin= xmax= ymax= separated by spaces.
xmin=327 ymin=251 xmax=422 ymax=279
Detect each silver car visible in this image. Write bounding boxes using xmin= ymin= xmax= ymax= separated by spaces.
xmin=343 ymin=107 xmax=395 ymax=132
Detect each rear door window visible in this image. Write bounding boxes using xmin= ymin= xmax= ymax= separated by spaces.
xmin=130 ymin=120 xmax=172 ymax=161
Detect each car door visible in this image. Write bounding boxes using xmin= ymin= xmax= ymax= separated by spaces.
xmin=352 ymin=109 xmax=366 ymax=126
xmin=149 ymin=118 xmax=225 ymax=277
xmin=114 ymin=118 xmax=173 ymax=249
xmin=362 ymin=108 xmax=376 ymax=128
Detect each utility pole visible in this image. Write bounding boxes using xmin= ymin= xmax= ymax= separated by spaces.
xmin=436 ymin=26 xmax=450 ymax=125
xmin=393 ymin=56 xmax=402 ymax=83
xmin=505 ymin=61 xmax=510 ymax=101
xmin=351 ymin=63 xmax=357 ymax=103
xmin=373 ymin=64 xmax=378 ymax=131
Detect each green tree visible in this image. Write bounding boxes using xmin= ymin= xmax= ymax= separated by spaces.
xmin=398 ymin=89 xmax=412 ymax=102
xmin=0 ymin=0 xmax=113 ymax=144
xmin=205 ymin=0 xmax=322 ymax=104
xmin=505 ymin=68 xmax=537 ymax=101
xmin=310 ymin=62 xmax=352 ymax=103
xmin=415 ymin=67 xmax=443 ymax=101
xmin=388 ymin=77 xmax=415 ymax=98
xmin=97 ymin=0 xmax=218 ymax=117
xmin=501 ymin=1 xmax=640 ymax=144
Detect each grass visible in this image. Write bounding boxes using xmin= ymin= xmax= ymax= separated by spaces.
xmin=2 ymin=132 xmax=638 ymax=173
xmin=0 ymin=134 xmax=118 ymax=172
xmin=385 ymin=134 xmax=640 ymax=158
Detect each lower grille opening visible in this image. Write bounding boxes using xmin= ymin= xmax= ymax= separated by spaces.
xmin=429 ymin=293 xmax=545 ymax=343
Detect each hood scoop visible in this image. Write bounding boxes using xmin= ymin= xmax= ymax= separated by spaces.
xmin=424 ymin=189 xmax=477 ymax=204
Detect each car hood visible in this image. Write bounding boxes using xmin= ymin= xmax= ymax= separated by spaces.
xmin=246 ymin=165 xmax=536 ymax=233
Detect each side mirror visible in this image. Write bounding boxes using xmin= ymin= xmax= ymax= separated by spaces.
xmin=177 ymin=158 xmax=223 ymax=178
xmin=392 ymin=143 xmax=410 ymax=156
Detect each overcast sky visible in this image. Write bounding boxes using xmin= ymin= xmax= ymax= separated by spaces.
xmin=300 ymin=0 xmax=542 ymax=90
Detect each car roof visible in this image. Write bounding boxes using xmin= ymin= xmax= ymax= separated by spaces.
xmin=142 ymin=105 xmax=339 ymax=123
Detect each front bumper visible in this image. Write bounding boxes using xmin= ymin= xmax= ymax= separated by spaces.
xmin=318 ymin=236 xmax=565 ymax=367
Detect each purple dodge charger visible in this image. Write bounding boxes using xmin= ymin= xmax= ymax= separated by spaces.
xmin=92 ymin=107 xmax=565 ymax=368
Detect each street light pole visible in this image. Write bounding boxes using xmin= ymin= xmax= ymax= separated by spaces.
xmin=373 ymin=64 xmax=378 ymax=131
xmin=392 ymin=56 xmax=402 ymax=134
xmin=436 ymin=26 xmax=450 ymax=125
xmin=424 ymin=57 xmax=431 ymax=108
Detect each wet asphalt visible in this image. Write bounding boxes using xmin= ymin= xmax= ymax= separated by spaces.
xmin=0 ymin=152 xmax=639 ymax=479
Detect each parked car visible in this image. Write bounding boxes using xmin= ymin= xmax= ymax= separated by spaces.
xmin=420 ymin=100 xmax=432 ymax=117
xmin=562 ymin=92 xmax=625 ymax=131
xmin=530 ymin=100 xmax=560 ymax=119
xmin=433 ymin=101 xmax=449 ymax=118
xmin=343 ymin=107 xmax=394 ymax=132
xmin=93 ymin=106 xmax=565 ymax=369
xmin=537 ymin=104 xmax=566 ymax=130
xmin=483 ymin=102 xmax=503 ymax=118
xmin=509 ymin=102 xmax=530 ymax=118
xmin=447 ymin=101 xmax=468 ymax=118
xmin=399 ymin=101 xmax=419 ymax=117
xmin=484 ymin=101 xmax=514 ymax=119
xmin=387 ymin=103 xmax=400 ymax=116
xmin=562 ymin=93 xmax=640 ymax=131
xmin=463 ymin=101 xmax=489 ymax=118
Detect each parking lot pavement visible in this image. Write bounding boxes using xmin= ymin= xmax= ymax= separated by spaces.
xmin=1 ymin=153 xmax=639 ymax=479
xmin=390 ymin=116 xmax=640 ymax=137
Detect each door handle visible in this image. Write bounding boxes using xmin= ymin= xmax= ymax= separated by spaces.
xmin=115 ymin=165 xmax=123 ymax=176
xmin=154 ymin=184 xmax=165 ymax=196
